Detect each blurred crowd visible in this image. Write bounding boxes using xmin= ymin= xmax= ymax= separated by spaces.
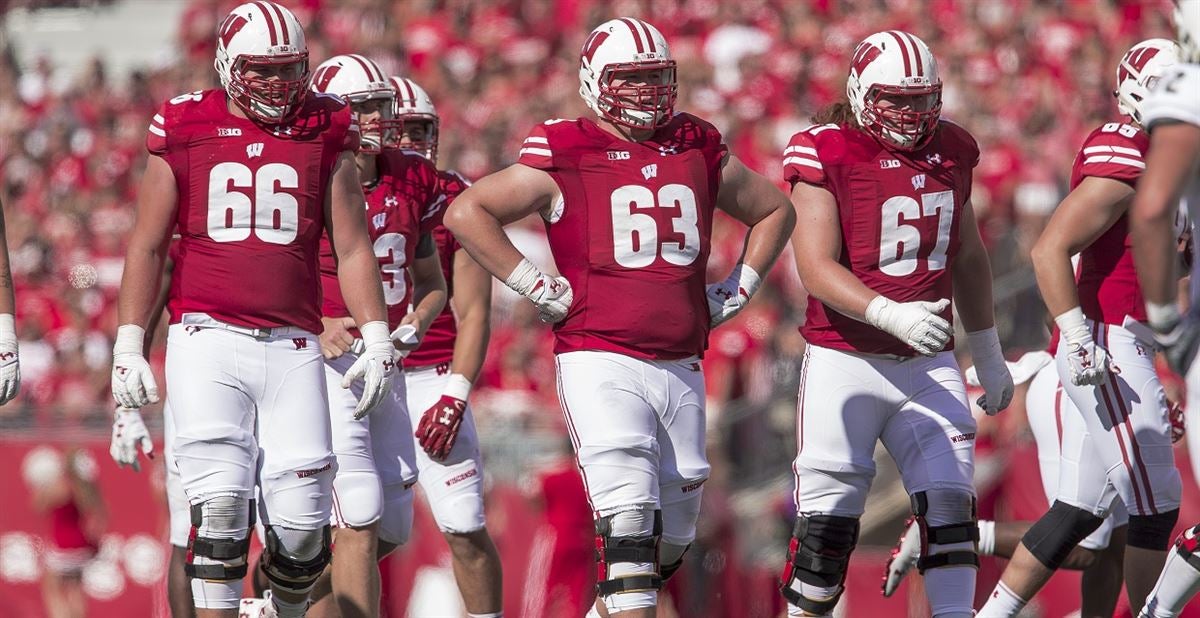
xmin=0 ymin=0 xmax=1175 ymax=441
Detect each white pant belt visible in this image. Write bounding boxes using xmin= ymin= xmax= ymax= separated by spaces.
xmin=180 ymin=313 xmax=302 ymax=339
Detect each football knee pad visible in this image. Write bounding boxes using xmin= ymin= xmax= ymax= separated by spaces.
xmin=594 ymin=508 xmax=662 ymax=599
xmin=660 ymin=542 xmax=690 ymax=582
xmin=779 ymin=513 xmax=860 ymax=616
xmin=911 ymin=489 xmax=980 ymax=573
xmin=185 ymin=495 xmax=254 ymax=581
xmin=261 ymin=525 xmax=332 ymax=595
xmin=1175 ymin=523 xmax=1200 ymax=570
xmin=1128 ymin=509 xmax=1180 ymax=551
xmin=1022 ymin=500 xmax=1105 ymax=570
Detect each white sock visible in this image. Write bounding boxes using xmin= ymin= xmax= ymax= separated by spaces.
xmin=1140 ymin=546 xmax=1200 ymax=617
xmin=978 ymin=519 xmax=997 ymax=556
xmin=977 ymin=581 xmax=1027 ymax=618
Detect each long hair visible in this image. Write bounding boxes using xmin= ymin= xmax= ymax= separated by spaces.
xmin=812 ymin=99 xmax=860 ymax=128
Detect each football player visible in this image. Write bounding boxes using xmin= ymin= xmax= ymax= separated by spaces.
xmin=389 ymin=75 xmax=504 ymax=618
xmin=445 ymin=18 xmax=795 ymax=618
xmin=783 ymin=31 xmax=1013 ymax=618
xmin=302 ymin=54 xmax=448 ymax=618
xmin=978 ymin=38 xmax=1183 ymax=617
xmin=110 ymin=4 xmax=393 ymax=617
xmin=1129 ymin=2 xmax=1200 ymax=616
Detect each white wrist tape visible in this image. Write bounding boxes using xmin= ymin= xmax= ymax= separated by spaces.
xmin=1146 ymin=301 xmax=1182 ymax=331
xmin=358 ymin=321 xmax=391 ymax=348
xmin=504 ymin=258 xmax=543 ymax=297
xmin=0 ymin=314 xmax=14 ymax=339
xmin=443 ymin=373 xmax=472 ymax=401
xmin=1053 ymin=307 xmax=1091 ymax=345
xmin=114 ymin=324 xmax=147 ymax=356
xmin=864 ymin=295 xmax=892 ymax=329
xmin=730 ymin=264 xmax=762 ymax=299
xmin=966 ymin=327 xmax=1004 ymax=370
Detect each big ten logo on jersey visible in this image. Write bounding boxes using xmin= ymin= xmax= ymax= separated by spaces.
xmin=207 ymin=162 xmax=300 ymax=245
xmin=608 ymin=150 xmax=631 ymax=160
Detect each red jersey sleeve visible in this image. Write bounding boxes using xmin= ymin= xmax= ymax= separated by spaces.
xmin=782 ymin=126 xmax=833 ymax=189
xmin=517 ymin=122 xmax=556 ymax=170
xmin=146 ymin=101 xmax=171 ymax=156
xmin=1077 ymin=124 xmax=1147 ymax=188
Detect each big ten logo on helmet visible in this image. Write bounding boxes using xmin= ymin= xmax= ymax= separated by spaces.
xmin=608 ymin=150 xmax=631 ymax=160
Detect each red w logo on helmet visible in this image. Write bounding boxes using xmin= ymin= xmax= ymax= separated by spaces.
xmin=1119 ymin=46 xmax=1161 ymax=83
xmin=851 ymin=42 xmax=883 ymax=76
xmin=311 ymin=64 xmax=342 ymax=93
xmin=219 ymin=13 xmax=249 ymax=49
xmin=581 ymin=30 xmax=610 ymax=64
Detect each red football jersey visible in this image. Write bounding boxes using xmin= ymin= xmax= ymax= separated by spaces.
xmin=784 ymin=121 xmax=979 ymax=356
xmin=148 ymin=89 xmax=358 ymax=335
xmin=318 ymin=150 xmax=444 ymax=331
xmin=1070 ymin=121 xmax=1149 ymax=325
xmin=406 ymin=169 xmax=471 ymax=369
xmin=518 ymin=114 xmax=728 ymax=360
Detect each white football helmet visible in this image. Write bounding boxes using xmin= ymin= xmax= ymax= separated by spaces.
xmin=847 ymin=31 xmax=942 ymax=151
xmin=1115 ymin=39 xmax=1180 ymax=124
xmin=1177 ymin=0 xmax=1200 ymax=63
xmin=389 ymin=76 xmax=439 ymax=163
xmin=578 ymin=18 xmax=677 ymax=132
xmin=214 ymin=2 xmax=309 ymax=124
xmin=310 ymin=55 xmax=394 ymax=153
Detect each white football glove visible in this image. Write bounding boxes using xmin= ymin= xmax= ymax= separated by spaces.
xmin=705 ymin=264 xmax=761 ymax=328
xmin=110 ymin=407 xmax=154 ymax=472
xmin=965 ymin=350 xmax=1052 ymax=387
xmin=0 ymin=313 xmax=19 ymax=405
xmin=341 ymin=321 xmax=396 ymax=420
xmin=1055 ymin=307 xmax=1111 ymax=386
xmin=865 ymin=296 xmax=952 ymax=357
xmin=506 ymin=258 xmax=573 ymax=324
xmin=111 ymin=324 xmax=159 ymax=409
xmin=966 ymin=327 xmax=1014 ymax=415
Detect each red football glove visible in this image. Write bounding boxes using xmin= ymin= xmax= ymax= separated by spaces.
xmin=1170 ymin=401 xmax=1186 ymax=444
xmin=415 ymin=374 xmax=471 ymax=461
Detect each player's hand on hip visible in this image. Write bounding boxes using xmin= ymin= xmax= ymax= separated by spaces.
xmin=1055 ymin=308 xmax=1111 ymax=386
xmin=110 ymin=407 xmax=154 ymax=472
xmin=341 ymin=321 xmax=395 ymax=419
xmin=865 ymin=296 xmax=951 ymax=357
xmin=0 ymin=314 xmax=19 ymax=405
xmin=415 ymin=374 xmax=471 ymax=461
xmin=393 ymin=314 xmax=424 ymax=354
xmin=705 ymin=264 xmax=762 ymax=328
xmin=319 ymin=316 xmax=357 ymax=360
xmin=505 ymin=258 xmax=573 ymax=324
xmin=111 ymin=324 xmax=159 ymax=408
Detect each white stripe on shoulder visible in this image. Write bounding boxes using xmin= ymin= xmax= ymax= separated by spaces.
xmin=783 ymin=157 xmax=822 ymax=170
xmin=784 ymin=145 xmax=818 ymax=157
xmin=148 ymin=124 xmax=166 ymax=137
xmin=519 ymin=147 xmax=553 ymax=157
xmin=153 ymin=114 xmax=165 ymax=124
xmin=523 ymin=136 xmax=550 ymax=145
xmin=1083 ymin=155 xmax=1145 ymax=169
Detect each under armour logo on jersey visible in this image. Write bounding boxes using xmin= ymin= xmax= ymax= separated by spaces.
xmin=641 ymin=164 xmax=658 ymax=180
xmin=658 ymin=145 xmax=677 ymax=156
xmin=911 ymin=174 xmax=926 ymax=190
xmin=925 ymin=153 xmax=943 ymax=165
xmin=384 ymin=194 xmax=398 ymax=208
xmin=292 ymin=337 xmax=308 ymax=350
xmin=217 ymin=127 xmax=242 ymax=137
xmin=372 ymin=213 xmax=387 ymax=230
xmin=246 ymin=143 xmax=264 ymax=159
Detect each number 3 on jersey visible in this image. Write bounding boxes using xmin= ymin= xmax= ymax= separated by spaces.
xmin=879 ymin=190 xmax=954 ymax=276
xmin=208 ymin=162 xmax=299 ymax=244
xmin=611 ymin=183 xmax=700 ymax=268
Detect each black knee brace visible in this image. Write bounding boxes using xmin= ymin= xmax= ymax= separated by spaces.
xmin=779 ymin=514 xmax=860 ymax=615
xmin=184 ymin=500 xmax=254 ymax=580
xmin=261 ymin=525 xmax=332 ymax=594
xmin=1022 ymin=501 xmax=1105 ymax=570
xmin=594 ymin=510 xmax=662 ymax=597
xmin=911 ymin=491 xmax=980 ymax=573
xmin=1129 ymin=509 xmax=1180 ymax=551
xmin=1176 ymin=524 xmax=1200 ymax=570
